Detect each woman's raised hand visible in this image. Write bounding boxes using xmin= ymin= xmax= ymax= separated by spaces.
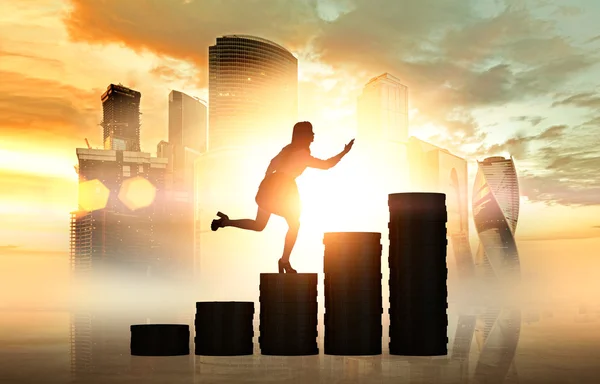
xmin=344 ymin=139 xmax=355 ymax=153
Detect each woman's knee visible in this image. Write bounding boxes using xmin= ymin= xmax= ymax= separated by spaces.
xmin=286 ymin=217 xmax=300 ymax=230
xmin=255 ymin=220 xmax=268 ymax=231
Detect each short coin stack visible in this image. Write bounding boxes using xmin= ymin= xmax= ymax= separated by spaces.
xmin=195 ymin=301 xmax=255 ymax=356
xmin=259 ymin=273 xmax=319 ymax=356
xmin=388 ymin=192 xmax=448 ymax=356
xmin=130 ymin=324 xmax=190 ymax=356
xmin=323 ymin=232 xmax=383 ymax=355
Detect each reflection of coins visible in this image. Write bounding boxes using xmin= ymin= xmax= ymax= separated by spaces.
xmin=195 ymin=302 xmax=254 ymax=356
xmin=387 ymin=192 xmax=448 ymax=356
xmin=130 ymin=324 xmax=189 ymax=356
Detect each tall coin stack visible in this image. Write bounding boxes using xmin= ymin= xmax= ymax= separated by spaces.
xmin=259 ymin=273 xmax=319 ymax=356
xmin=388 ymin=192 xmax=448 ymax=356
xmin=195 ymin=302 xmax=254 ymax=356
xmin=323 ymin=232 xmax=383 ymax=355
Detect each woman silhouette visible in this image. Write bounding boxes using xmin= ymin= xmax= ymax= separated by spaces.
xmin=211 ymin=121 xmax=354 ymax=273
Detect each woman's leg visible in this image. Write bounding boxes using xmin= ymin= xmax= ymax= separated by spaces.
xmin=223 ymin=207 xmax=271 ymax=231
xmin=281 ymin=216 xmax=300 ymax=264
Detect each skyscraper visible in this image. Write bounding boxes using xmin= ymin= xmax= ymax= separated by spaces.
xmin=472 ymin=156 xmax=521 ymax=282
xmin=70 ymin=148 xmax=168 ymax=279
xmin=208 ymin=35 xmax=298 ymax=149
xmin=357 ymin=73 xmax=408 ymax=143
xmin=168 ymin=91 xmax=207 ymax=189
xmin=101 ymin=84 xmax=141 ymax=152
xmin=354 ymin=72 xmax=410 ymax=200
xmin=407 ymin=137 xmax=475 ymax=280
xmin=168 ymin=91 xmax=208 ymax=152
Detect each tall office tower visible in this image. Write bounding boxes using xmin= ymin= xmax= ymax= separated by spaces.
xmin=355 ymin=72 xmax=410 ymax=202
xmin=407 ymin=137 xmax=475 ymax=280
xmin=208 ymin=35 xmax=298 ymax=150
xmin=169 ymin=91 xmax=207 ymax=189
xmin=472 ymin=156 xmax=521 ymax=282
xmin=357 ymin=73 xmax=408 ymax=143
xmin=101 ymin=84 xmax=141 ymax=152
xmin=169 ymin=91 xmax=208 ymax=153
xmin=69 ymin=148 xmax=168 ymax=280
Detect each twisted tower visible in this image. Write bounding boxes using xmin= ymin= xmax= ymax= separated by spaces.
xmin=472 ymin=156 xmax=521 ymax=282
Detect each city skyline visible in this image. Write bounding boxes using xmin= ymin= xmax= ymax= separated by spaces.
xmin=1 ymin=2 xmax=600 ymax=382
xmin=2 ymin=0 xmax=600 ymax=311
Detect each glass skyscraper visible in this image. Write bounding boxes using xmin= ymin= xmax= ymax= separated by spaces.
xmin=208 ymin=35 xmax=298 ymax=149
xmin=357 ymin=73 xmax=408 ymax=143
xmin=472 ymin=156 xmax=521 ymax=281
xmin=407 ymin=137 xmax=475 ymax=280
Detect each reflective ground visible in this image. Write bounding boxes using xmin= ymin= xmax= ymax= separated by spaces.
xmin=1 ymin=302 xmax=599 ymax=384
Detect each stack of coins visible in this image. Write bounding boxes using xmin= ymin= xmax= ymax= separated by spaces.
xmin=130 ymin=324 xmax=190 ymax=356
xmin=195 ymin=302 xmax=254 ymax=356
xmin=259 ymin=273 xmax=318 ymax=356
xmin=323 ymin=232 xmax=383 ymax=355
xmin=388 ymin=192 xmax=448 ymax=356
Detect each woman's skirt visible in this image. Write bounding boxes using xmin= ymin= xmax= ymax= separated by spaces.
xmin=255 ymin=172 xmax=301 ymax=219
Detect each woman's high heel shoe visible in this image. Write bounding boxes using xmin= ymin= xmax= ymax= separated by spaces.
xmin=211 ymin=212 xmax=229 ymax=231
xmin=278 ymin=258 xmax=297 ymax=274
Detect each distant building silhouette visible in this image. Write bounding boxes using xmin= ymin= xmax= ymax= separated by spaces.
xmin=472 ymin=156 xmax=520 ymax=282
xmin=101 ymin=84 xmax=141 ymax=152
xmin=353 ymin=73 xmax=410 ymax=201
xmin=357 ymin=73 xmax=408 ymax=143
xmin=152 ymin=90 xmax=206 ymax=282
xmin=70 ymin=149 xmax=168 ymax=279
xmin=168 ymin=90 xmax=207 ymax=189
xmin=407 ymin=137 xmax=475 ymax=280
xmin=208 ymin=35 xmax=298 ymax=149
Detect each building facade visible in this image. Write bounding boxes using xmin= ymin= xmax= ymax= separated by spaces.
xmin=407 ymin=137 xmax=475 ymax=280
xmin=101 ymin=84 xmax=141 ymax=152
xmin=168 ymin=91 xmax=207 ymax=190
xmin=70 ymin=148 xmax=168 ymax=279
xmin=357 ymin=73 xmax=409 ymax=143
xmin=472 ymin=156 xmax=521 ymax=282
xmin=208 ymin=35 xmax=298 ymax=150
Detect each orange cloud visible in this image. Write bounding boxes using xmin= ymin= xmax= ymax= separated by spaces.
xmin=63 ymin=0 xmax=322 ymax=87
xmin=0 ymin=70 xmax=101 ymax=138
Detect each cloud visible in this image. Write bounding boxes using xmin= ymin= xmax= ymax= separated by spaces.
xmin=63 ymin=0 xmax=324 ymax=88
xmin=0 ymin=70 xmax=101 ymax=138
xmin=473 ymin=124 xmax=567 ymax=159
xmin=149 ymin=65 xmax=199 ymax=86
xmin=518 ymin=232 xmax=600 ymax=241
xmin=59 ymin=0 xmax=600 ymax=208
xmin=61 ymin=1 xmax=599 ymax=141
xmin=0 ymin=170 xmax=74 ymax=201
xmin=0 ymin=245 xmax=20 ymax=251
xmin=0 ymin=245 xmax=67 ymax=257
xmin=307 ymin=1 xmax=597 ymax=155
xmin=518 ymin=127 xmax=600 ymax=206
xmin=552 ymin=92 xmax=600 ymax=109
xmin=510 ymin=115 xmax=546 ymax=126
xmin=0 ymin=50 xmax=64 ymax=68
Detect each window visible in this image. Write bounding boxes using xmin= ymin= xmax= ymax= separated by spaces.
xmin=139 ymin=165 xmax=144 ymax=173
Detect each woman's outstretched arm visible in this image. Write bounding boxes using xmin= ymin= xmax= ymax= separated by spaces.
xmin=307 ymin=139 xmax=354 ymax=170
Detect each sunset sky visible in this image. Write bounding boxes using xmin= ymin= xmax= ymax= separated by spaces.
xmin=1 ymin=0 xmax=600 ymax=307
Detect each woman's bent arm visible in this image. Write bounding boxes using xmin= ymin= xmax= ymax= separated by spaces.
xmin=307 ymin=149 xmax=347 ymax=170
